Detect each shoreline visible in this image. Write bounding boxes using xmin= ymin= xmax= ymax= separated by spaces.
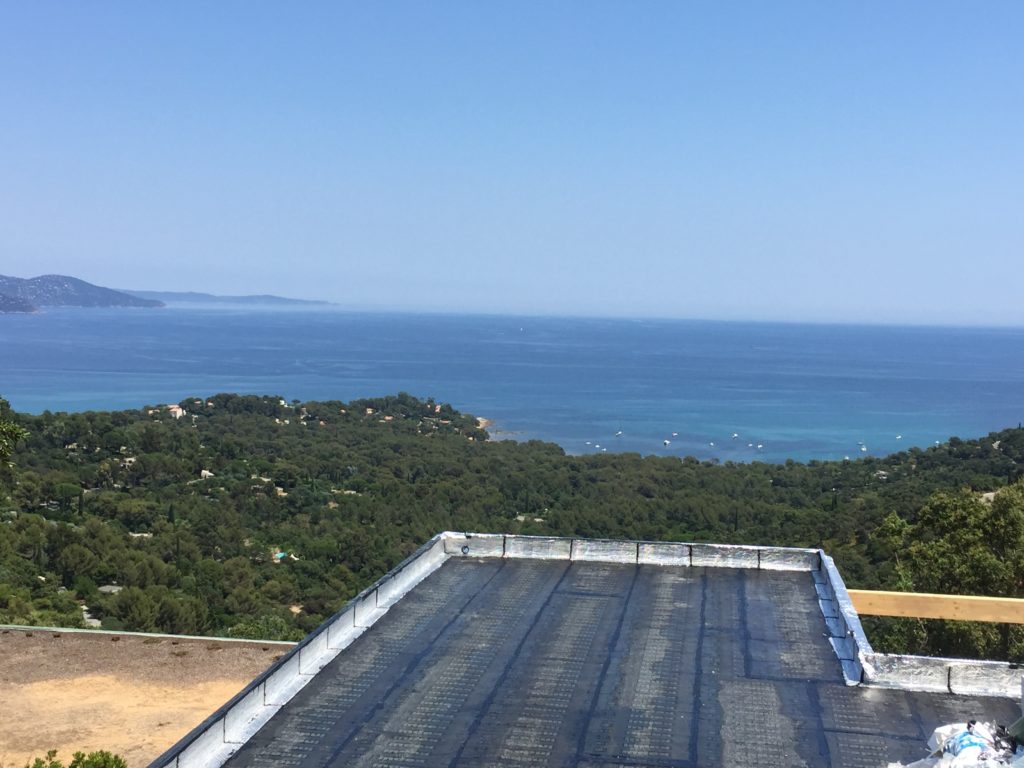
xmin=476 ymin=416 xmax=522 ymax=443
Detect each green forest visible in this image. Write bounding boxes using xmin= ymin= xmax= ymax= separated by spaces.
xmin=2 ymin=392 xmax=1023 ymax=660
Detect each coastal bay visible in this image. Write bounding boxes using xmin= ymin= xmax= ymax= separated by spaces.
xmin=2 ymin=307 xmax=1023 ymax=463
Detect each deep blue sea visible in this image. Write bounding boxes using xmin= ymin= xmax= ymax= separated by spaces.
xmin=2 ymin=306 xmax=1023 ymax=463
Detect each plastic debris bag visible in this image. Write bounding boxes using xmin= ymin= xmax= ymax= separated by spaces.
xmin=887 ymin=719 xmax=1023 ymax=767
xmin=929 ymin=725 xmax=970 ymax=754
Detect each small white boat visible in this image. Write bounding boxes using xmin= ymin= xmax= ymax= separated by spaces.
xmin=732 ymin=433 xmax=739 ymax=439
xmin=756 ymin=444 xmax=763 ymax=449
xmin=615 ymin=430 xmax=623 ymax=436
xmin=663 ymin=439 xmax=671 ymax=446
xmin=672 ymin=432 xmax=678 ymax=437
xmin=896 ymin=434 xmax=903 ymax=440
xmin=860 ymin=445 xmax=868 ymax=452
xmin=709 ymin=442 xmax=715 ymax=447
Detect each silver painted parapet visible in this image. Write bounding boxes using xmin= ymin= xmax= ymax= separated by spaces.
xmin=638 ymin=541 xmax=691 ymax=566
xmin=691 ymin=542 xmax=761 ymax=569
xmin=504 ymin=534 xmax=573 ymax=559
xmin=759 ymin=547 xmax=821 ymax=572
xmin=443 ymin=531 xmax=505 ymax=558
xmin=443 ymin=533 xmax=823 ymax=572
xmin=858 ymin=652 xmax=1024 ymax=698
xmin=814 ymin=550 xmax=1024 ymax=698
xmin=571 ymin=538 xmax=637 ymax=563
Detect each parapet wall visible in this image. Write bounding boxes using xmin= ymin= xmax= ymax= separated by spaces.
xmin=443 ymin=532 xmax=822 ymax=571
xmin=815 ymin=550 xmax=1024 ymax=699
xmin=150 ymin=532 xmax=1024 ymax=768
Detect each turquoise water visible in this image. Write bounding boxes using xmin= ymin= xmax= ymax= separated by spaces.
xmin=2 ymin=307 xmax=1023 ymax=462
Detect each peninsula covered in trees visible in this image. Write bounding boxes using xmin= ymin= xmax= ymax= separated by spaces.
xmin=0 ymin=274 xmax=163 ymax=309
xmin=1 ymin=393 xmax=1023 ymax=660
xmin=0 ymin=273 xmax=330 ymax=311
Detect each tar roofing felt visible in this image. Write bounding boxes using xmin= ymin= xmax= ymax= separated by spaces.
xmin=207 ymin=557 xmax=1019 ymax=768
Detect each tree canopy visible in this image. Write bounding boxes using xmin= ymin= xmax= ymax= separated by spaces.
xmin=0 ymin=397 xmax=28 ymax=464
xmin=1 ymin=391 xmax=1022 ymax=659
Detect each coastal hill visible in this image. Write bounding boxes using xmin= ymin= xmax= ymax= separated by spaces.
xmin=123 ymin=289 xmax=332 ymax=307
xmin=1 ymin=391 xmax=1023 ymax=661
xmin=0 ymin=274 xmax=163 ymax=308
xmin=0 ymin=294 xmax=37 ymax=313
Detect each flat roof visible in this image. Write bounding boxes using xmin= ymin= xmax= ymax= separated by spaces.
xmin=215 ymin=558 xmax=1019 ymax=768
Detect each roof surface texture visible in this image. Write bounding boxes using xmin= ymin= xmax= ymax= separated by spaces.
xmin=219 ymin=558 xmax=1018 ymax=768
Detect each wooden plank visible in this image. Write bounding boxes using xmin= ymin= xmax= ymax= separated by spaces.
xmin=848 ymin=589 xmax=1024 ymax=624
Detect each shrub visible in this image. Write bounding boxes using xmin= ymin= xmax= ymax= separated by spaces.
xmin=24 ymin=750 xmax=127 ymax=768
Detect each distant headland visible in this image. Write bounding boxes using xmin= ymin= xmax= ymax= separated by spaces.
xmin=0 ymin=273 xmax=331 ymax=313
xmin=0 ymin=274 xmax=163 ymax=312
xmin=121 ymin=289 xmax=333 ymax=307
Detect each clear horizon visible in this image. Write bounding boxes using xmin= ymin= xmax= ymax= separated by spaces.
xmin=8 ymin=282 xmax=1024 ymax=331
xmin=2 ymin=3 xmax=1022 ymax=326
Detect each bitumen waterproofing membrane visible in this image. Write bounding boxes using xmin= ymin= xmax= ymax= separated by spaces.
xmin=218 ymin=558 xmax=1021 ymax=768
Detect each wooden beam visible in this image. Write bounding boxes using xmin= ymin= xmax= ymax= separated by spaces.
xmin=848 ymin=589 xmax=1024 ymax=624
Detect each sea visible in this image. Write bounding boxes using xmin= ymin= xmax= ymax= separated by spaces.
xmin=2 ymin=306 xmax=1024 ymax=464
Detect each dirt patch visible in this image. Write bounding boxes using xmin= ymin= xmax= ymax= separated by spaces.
xmin=0 ymin=630 xmax=290 ymax=767
xmin=0 ymin=675 xmax=245 ymax=767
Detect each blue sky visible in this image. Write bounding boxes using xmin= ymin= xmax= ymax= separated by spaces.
xmin=1 ymin=3 xmax=1021 ymax=324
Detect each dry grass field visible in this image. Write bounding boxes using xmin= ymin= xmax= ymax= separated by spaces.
xmin=0 ymin=628 xmax=291 ymax=768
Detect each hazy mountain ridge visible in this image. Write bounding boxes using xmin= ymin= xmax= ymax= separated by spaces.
xmin=0 ymin=274 xmax=163 ymax=308
xmin=123 ymin=289 xmax=332 ymax=306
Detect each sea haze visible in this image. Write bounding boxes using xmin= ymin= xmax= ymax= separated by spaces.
xmin=2 ymin=307 xmax=1023 ymax=463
